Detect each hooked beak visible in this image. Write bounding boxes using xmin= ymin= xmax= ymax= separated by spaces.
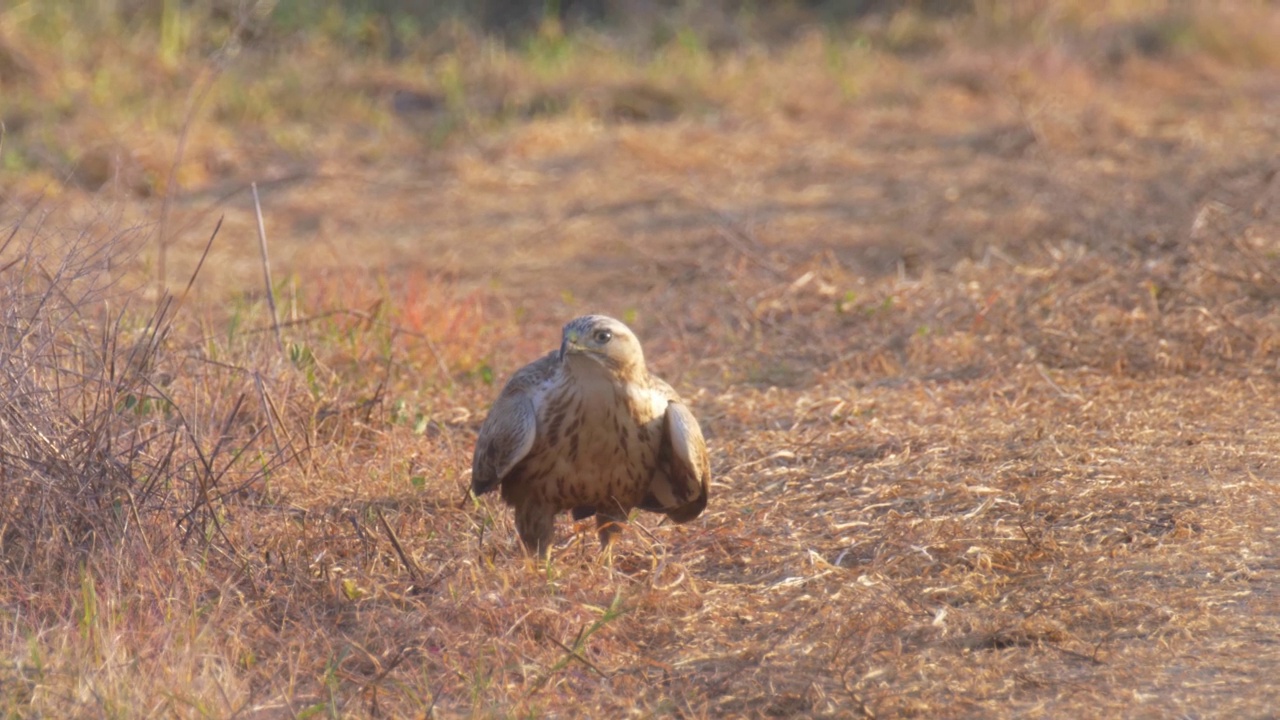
xmin=558 ymin=325 xmax=591 ymax=361
xmin=559 ymin=328 xmax=580 ymax=362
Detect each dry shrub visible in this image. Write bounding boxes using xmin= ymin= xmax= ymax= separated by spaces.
xmin=0 ymin=205 xmax=300 ymax=714
xmin=0 ymin=210 xmax=161 ymax=578
xmin=0 ymin=210 xmax=296 ymax=567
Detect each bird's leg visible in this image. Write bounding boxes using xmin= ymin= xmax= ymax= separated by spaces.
xmin=515 ymin=503 xmax=556 ymax=559
xmin=596 ymin=512 xmax=629 ymax=569
xmin=596 ymin=512 xmax=625 ymax=552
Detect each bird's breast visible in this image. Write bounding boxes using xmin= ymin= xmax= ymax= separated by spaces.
xmin=526 ymin=375 xmax=665 ymax=509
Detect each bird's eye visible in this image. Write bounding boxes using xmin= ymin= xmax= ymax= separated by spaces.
xmin=593 ymin=329 xmax=613 ymax=344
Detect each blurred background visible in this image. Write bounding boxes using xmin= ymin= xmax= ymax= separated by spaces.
xmin=5 ymin=0 xmax=1277 ymax=201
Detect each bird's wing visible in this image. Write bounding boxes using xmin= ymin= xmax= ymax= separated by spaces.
xmin=644 ymin=395 xmax=711 ymax=523
xmin=471 ymin=352 xmax=556 ymax=496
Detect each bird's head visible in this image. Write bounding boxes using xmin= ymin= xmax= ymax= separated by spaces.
xmin=558 ymin=315 xmax=645 ymax=376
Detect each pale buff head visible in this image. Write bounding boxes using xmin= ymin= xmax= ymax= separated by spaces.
xmin=558 ymin=315 xmax=646 ymax=378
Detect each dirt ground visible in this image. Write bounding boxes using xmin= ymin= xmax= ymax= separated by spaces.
xmin=4 ymin=4 xmax=1280 ymax=718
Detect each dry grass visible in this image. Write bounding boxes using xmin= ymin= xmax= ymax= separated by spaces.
xmin=3 ymin=1 xmax=1280 ymax=717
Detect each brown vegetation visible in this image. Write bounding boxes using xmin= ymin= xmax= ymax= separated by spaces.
xmin=2 ymin=1 xmax=1279 ymax=717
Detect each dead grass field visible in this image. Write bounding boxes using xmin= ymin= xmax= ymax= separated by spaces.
xmin=3 ymin=1 xmax=1280 ymax=717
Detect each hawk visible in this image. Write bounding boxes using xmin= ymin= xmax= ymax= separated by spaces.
xmin=471 ymin=315 xmax=711 ymax=557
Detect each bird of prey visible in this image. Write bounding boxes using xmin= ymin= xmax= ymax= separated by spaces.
xmin=471 ymin=315 xmax=710 ymax=557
